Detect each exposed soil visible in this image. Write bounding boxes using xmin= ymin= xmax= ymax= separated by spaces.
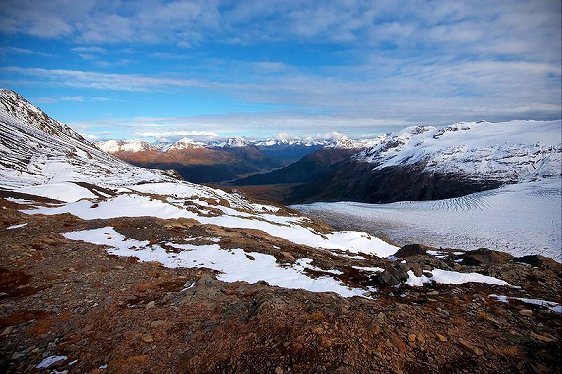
xmin=1 ymin=196 xmax=561 ymax=374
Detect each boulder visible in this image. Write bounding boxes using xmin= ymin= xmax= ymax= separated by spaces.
xmin=513 ymin=255 xmax=559 ymax=269
xmin=378 ymin=265 xmax=409 ymax=286
xmin=394 ymin=244 xmax=431 ymax=258
xmin=461 ymin=248 xmax=512 ymax=266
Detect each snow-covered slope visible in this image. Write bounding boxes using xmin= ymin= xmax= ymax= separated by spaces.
xmin=355 ymin=121 xmax=561 ymax=183
xmin=254 ymin=136 xmax=382 ymax=149
xmin=0 ymin=89 xmax=172 ymax=189
xmin=291 ymin=120 xmax=561 ymax=204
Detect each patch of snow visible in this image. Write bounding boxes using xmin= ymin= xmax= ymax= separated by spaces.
xmin=63 ymin=227 xmax=373 ymax=298
xmin=26 ymin=191 xmax=398 ymax=257
xmin=16 ymin=182 xmax=97 ymax=202
xmin=406 ymin=269 xmax=510 ymax=287
xmin=36 ymin=355 xmax=67 ymax=369
xmin=6 ymin=223 xmax=27 ymax=229
xmin=352 ymin=265 xmax=384 ymax=273
xmin=489 ymin=294 xmax=562 ymax=313
xmin=296 ymin=258 xmax=344 ymax=275
xmin=5 ymin=197 xmax=35 ymax=204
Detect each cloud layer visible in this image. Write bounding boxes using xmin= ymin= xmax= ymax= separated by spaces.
xmin=0 ymin=0 xmax=560 ymax=138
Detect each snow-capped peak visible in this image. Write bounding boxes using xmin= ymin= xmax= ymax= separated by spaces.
xmin=97 ymin=139 xmax=157 ymax=153
xmin=354 ymin=120 xmax=562 ymax=183
xmin=223 ymin=136 xmax=250 ymax=148
xmin=168 ymin=137 xmax=205 ymax=150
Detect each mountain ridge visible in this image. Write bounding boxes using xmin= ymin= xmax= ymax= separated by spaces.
xmin=289 ymin=120 xmax=561 ymax=204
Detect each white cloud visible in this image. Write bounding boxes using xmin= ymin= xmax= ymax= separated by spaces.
xmin=136 ymin=130 xmax=219 ymax=140
xmin=2 ymin=66 xmax=204 ymax=91
xmin=1 ymin=0 xmax=560 ymax=135
xmin=71 ymin=46 xmax=106 ymax=54
xmin=0 ymin=46 xmax=52 ymax=56
xmin=31 ymin=96 xmax=109 ymax=104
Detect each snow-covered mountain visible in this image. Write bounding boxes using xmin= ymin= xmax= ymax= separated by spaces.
xmin=216 ymin=136 xmax=250 ymax=148
xmin=355 ymin=121 xmax=561 ymax=183
xmin=291 ymin=120 xmax=561 ymax=204
xmin=324 ymin=134 xmax=386 ymax=149
xmin=0 ymin=89 xmax=172 ymax=189
xmin=96 ymin=136 xmax=277 ymax=183
xmin=253 ymin=135 xmax=381 ymax=149
xmin=97 ymin=139 xmax=158 ymax=154
xmin=167 ymin=137 xmax=206 ymax=150
xmin=254 ymin=137 xmax=328 ymax=147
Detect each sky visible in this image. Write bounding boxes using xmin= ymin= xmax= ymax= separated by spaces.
xmin=0 ymin=0 xmax=560 ymax=141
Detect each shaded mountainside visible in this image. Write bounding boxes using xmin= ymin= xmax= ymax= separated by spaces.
xmin=97 ymin=135 xmax=383 ymax=184
xmin=289 ymin=160 xmax=505 ymax=204
xmin=257 ymin=143 xmax=324 ymax=164
xmin=289 ymin=121 xmax=561 ymax=204
xmin=233 ymin=147 xmax=360 ymax=186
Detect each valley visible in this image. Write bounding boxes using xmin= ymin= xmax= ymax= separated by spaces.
xmin=0 ymin=89 xmax=560 ymax=373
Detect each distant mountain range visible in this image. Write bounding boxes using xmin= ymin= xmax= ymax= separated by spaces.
xmin=96 ymin=119 xmax=561 ymax=204
xmin=96 ymin=134 xmax=380 ymax=183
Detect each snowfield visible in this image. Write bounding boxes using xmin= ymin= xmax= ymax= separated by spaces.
xmin=293 ymin=178 xmax=562 ymax=261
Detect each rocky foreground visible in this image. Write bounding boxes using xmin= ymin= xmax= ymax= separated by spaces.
xmin=1 ymin=192 xmax=561 ymax=374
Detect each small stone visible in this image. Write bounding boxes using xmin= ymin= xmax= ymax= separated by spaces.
xmin=1 ymin=326 xmax=13 ymax=336
xmin=519 ymin=309 xmax=533 ymax=317
xmin=150 ymin=320 xmax=167 ymax=328
xmin=408 ymin=334 xmax=416 ymax=343
xmin=141 ymin=334 xmax=154 ymax=343
xmin=377 ymin=312 xmax=385 ymax=320
xmin=145 ymin=301 xmax=155 ymax=309
xmin=11 ymin=352 xmax=25 ymax=360
xmin=427 ymin=290 xmax=439 ymax=296
xmin=531 ymin=363 xmax=551 ymax=374
xmin=458 ymin=338 xmax=483 ymax=356
xmin=115 ymin=265 xmax=124 ymax=270
xmin=436 ymin=333 xmax=447 ymax=342
xmin=530 ymin=332 xmax=555 ymax=343
xmin=275 ymin=367 xmax=283 ymax=374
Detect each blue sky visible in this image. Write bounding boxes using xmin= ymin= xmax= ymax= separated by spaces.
xmin=0 ymin=0 xmax=560 ymax=141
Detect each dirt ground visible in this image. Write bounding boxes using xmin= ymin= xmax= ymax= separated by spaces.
xmin=1 ymin=196 xmax=561 ymax=373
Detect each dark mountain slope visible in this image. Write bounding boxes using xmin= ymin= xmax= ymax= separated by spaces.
xmin=288 ymin=160 xmax=504 ymax=204
xmin=232 ymin=147 xmax=359 ymax=186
